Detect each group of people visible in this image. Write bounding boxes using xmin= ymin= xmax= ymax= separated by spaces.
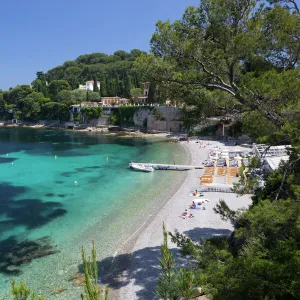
xmin=179 ymin=190 xmax=210 ymax=219
xmin=180 ymin=210 xmax=194 ymax=219
xmin=189 ymin=201 xmax=204 ymax=209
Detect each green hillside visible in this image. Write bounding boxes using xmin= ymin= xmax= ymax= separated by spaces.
xmin=42 ymin=49 xmax=147 ymax=97
xmin=0 ymin=49 xmax=148 ymax=121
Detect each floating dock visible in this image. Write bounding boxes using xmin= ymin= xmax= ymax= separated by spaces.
xmin=129 ymin=162 xmax=203 ymax=171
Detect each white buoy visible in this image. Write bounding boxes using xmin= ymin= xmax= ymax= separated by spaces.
xmin=11 ymin=162 xmax=13 ymax=165
xmin=74 ymin=181 xmax=78 ymax=186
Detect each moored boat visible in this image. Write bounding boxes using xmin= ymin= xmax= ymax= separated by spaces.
xmin=129 ymin=163 xmax=154 ymax=172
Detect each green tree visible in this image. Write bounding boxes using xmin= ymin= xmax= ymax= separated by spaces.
xmin=48 ymin=80 xmax=71 ymax=101
xmin=113 ymin=50 xmax=127 ymax=60
xmin=8 ymin=280 xmax=45 ymax=300
xmin=87 ymin=91 xmax=100 ymax=102
xmin=0 ymin=91 xmax=4 ymax=107
xmin=32 ymin=72 xmax=49 ymax=97
xmin=81 ymin=241 xmax=108 ymax=300
xmin=18 ymin=92 xmax=43 ymax=120
xmin=157 ymin=225 xmax=200 ymax=299
xmin=57 ymin=90 xmax=73 ymax=106
xmin=71 ymin=90 xmax=87 ymax=103
xmin=130 ymin=88 xmax=142 ymax=102
xmin=65 ymin=66 xmax=82 ymax=89
xmin=40 ymin=102 xmax=68 ymax=121
xmin=81 ymin=107 xmax=103 ymax=121
xmin=8 ymin=85 xmax=33 ymax=105
xmin=135 ymin=0 xmax=300 ymax=128
xmin=93 ymin=78 xmax=99 ymax=92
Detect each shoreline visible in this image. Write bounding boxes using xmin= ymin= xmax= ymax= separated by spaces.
xmin=0 ymin=127 xmax=186 ymax=299
xmin=1 ymin=123 xmax=184 ymax=140
xmin=108 ymin=140 xmax=252 ymax=300
xmin=100 ymin=142 xmax=191 ymax=299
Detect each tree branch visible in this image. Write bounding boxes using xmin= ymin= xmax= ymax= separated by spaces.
xmin=288 ymin=0 xmax=300 ymax=13
xmin=190 ymin=56 xmax=235 ymax=92
xmin=166 ymin=78 xmax=236 ymax=96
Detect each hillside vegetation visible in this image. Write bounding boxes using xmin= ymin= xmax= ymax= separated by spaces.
xmin=0 ymin=50 xmax=148 ymax=121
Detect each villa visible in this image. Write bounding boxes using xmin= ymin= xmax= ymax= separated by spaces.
xmin=78 ymin=80 xmax=100 ymax=91
xmin=100 ymin=97 xmax=130 ymax=106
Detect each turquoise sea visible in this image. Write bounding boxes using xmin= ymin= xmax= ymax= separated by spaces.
xmin=0 ymin=127 xmax=187 ymax=299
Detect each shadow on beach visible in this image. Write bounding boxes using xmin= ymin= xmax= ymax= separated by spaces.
xmin=78 ymin=227 xmax=232 ymax=299
xmin=183 ymin=227 xmax=232 ymax=241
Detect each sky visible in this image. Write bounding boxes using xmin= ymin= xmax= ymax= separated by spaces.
xmin=0 ymin=0 xmax=200 ymax=90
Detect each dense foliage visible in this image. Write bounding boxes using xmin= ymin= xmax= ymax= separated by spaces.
xmin=135 ymin=0 xmax=300 ymax=134
xmin=41 ymin=49 xmax=147 ymax=97
xmin=147 ymin=0 xmax=300 ymax=299
xmin=0 ymin=50 xmax=147 ymax=122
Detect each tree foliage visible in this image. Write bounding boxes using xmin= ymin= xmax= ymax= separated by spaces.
xmin=81 ymin=241 xmax=108 ymax=300
xmin=135 ymin=0 xmax=300 ymax=129
xmin=45 ymin=50 xmax=147 ymax=98
xmin=81 ymin=107 xmax=103 ymax=121
xmin=157 ymin=225 xmax=200 ymax=299
xmin=0 ymin=50 xmax=149 ymax=122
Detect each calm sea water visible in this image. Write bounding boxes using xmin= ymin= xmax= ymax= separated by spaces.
xmin=0 ymin=128 xmax=187 ymax=298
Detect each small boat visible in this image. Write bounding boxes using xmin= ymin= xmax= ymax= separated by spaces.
xmin=130 ymin=163 xmax=154 ymax=172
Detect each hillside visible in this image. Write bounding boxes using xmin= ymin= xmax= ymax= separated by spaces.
xmin=41 ymin=49 xmax=147 ymax=97
xmin=0 ymin=49 xmax=149 ymax=121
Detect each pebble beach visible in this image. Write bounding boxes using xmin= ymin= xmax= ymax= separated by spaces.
xmin=109 ymin=140 xmax=252 ymax=300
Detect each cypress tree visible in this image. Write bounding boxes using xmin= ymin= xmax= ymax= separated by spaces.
xmin=93 ymin=78 xmax=99 ymax=92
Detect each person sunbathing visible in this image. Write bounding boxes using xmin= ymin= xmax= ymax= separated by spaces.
xmin=180 ymin=209 xmax=188 ymax=216
xmin=189 ymin=201 xmax=196 ymax=209
xmin=182 ymin=213 xmax=194 ymax=219
xmin=192 ymin=190 xmax=199 ymax=196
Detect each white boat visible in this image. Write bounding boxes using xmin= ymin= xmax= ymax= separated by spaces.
xmin=130 ymin=163 xmax=154 ymax=172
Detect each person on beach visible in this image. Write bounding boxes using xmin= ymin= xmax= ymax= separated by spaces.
xmin=185 ymin=214 xmax=195 ymax=219
xmin=190 ymin=201 xmax=196 ymax=209
xmin=180 ymin=209 xmax=188 ymax=216
xmin=182 ymin=213 xmax=194 ymax=219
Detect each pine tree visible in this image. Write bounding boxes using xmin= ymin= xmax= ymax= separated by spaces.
xmin=81 ymin=241 xmax=108 ymax=300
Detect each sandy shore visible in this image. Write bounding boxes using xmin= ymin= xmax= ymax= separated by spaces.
xmin=105 ymin=140 xmax=252 ymax=300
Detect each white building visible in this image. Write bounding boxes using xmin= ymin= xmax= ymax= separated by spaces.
xmin=264 ymin=156 xmax=289 ymax=171
xmin=253 ymin=144 xmax=291 ymax=158
xmin=252 ymin=144 xmax=291 ymax=171
xmin=79 ymin=80 xmax=100 ymax=91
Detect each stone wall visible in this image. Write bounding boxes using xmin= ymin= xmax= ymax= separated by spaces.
xmin=133 ymin=107 xmax=152 ymax=127
xmin=133 ymin=106 xmax=184 ymax=132
xmin=146 ymin=106 xmax=183 ymax=132
xmin=147 ymin=116 xmax=183 ymax=132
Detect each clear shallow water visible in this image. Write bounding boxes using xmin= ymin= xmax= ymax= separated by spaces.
xmin=0 ymin=128 xmax=186 ymax=298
